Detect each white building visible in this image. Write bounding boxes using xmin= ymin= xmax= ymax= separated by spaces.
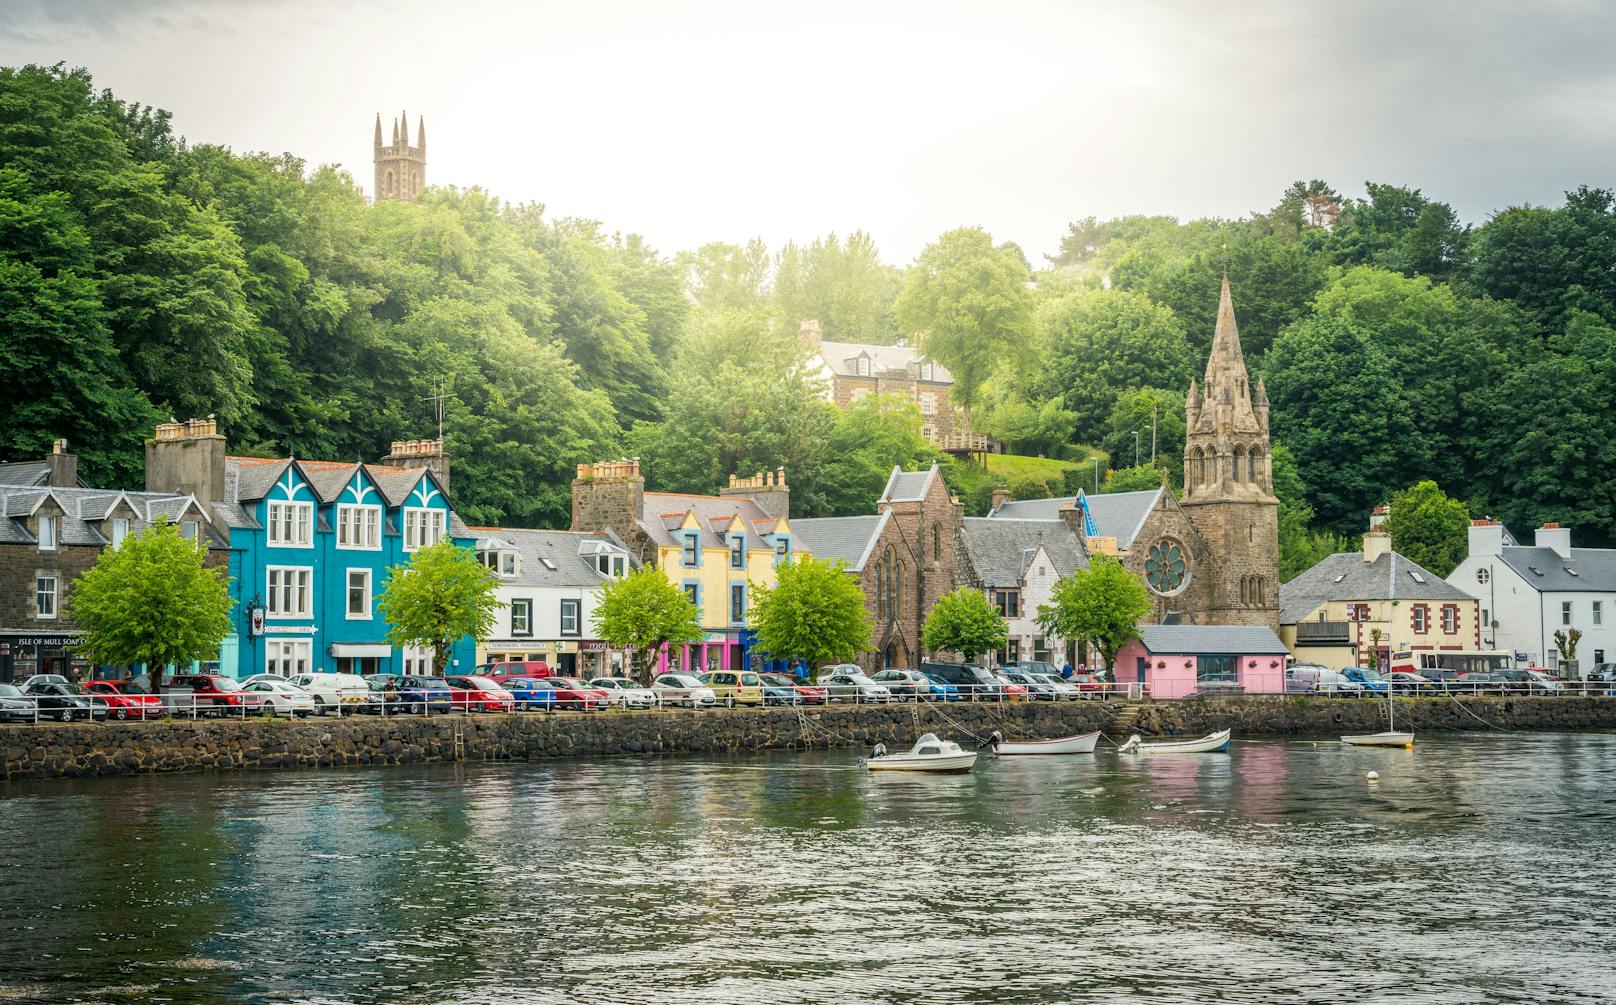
xmin=960 ymin=516 xmax=1086 ymax=667
xmin=473 ymin=527 xmax=637 ymax=679
xmin=1447 ymin=519 xmax=1616 ymax=676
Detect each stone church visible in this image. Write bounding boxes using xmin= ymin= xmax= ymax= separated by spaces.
xmin=373 ymin=111 xmax=426 ymax=202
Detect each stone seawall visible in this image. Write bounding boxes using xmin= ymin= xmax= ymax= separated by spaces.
xmin=3 ymin=696 xmax=1613 ymax=781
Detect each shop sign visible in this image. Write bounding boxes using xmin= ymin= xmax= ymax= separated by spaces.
xmin=0 ymin=633 xmax=81 ymax=648
xmin=582 ymin=641 xmax=611 ymax=651
xmin=262 ymin=625 xmax=318 ymax=635
xmin=702 ymin=632 xmax=728 ymax=644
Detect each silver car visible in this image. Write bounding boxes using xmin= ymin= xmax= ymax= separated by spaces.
xmin=815 ymin=671 xmax=892 ymax=703
xmin=590 ymin=677 xmax=658 ymax=709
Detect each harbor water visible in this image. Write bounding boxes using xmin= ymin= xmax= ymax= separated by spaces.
xmin=1 ymin=732 xmax=1614 ymax=1004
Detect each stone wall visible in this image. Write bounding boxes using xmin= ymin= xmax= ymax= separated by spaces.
xmin=4 ymin=697 xmax=1614 ymax=782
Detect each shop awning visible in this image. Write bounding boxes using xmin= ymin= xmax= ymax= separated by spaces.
xmin=330 ymin=643 xmax=392 ymax=658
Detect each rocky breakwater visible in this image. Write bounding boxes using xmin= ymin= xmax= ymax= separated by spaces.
xmin=0 ymin=701 xmax=1115 ymax=781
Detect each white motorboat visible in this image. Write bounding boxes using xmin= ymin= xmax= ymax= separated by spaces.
xmin=1341 ymin=730 xmax=1415 ymax=748
xmin=866 ymin=733 xmax=977 ymax=773
xmin=986 ymin=729 xmax=1100 ymax=755
xmin=1117 ymin=729 xmax=1232 ymax=754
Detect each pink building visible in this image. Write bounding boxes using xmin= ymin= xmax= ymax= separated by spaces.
xmin=1114 ymin=625 xmax=1290 ymax=698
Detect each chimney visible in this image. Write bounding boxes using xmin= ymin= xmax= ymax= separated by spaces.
xmin=146 ymin=418 xmax=227 ymax=508
xmin=572 ymin=458 xmax=645 ymax=536
xmin=991 ymin=486 xmax=1012 ymax=513
xmin=722 ymin=467 xmax=791 ymax=520
xmin=1469 ymin=518 xmax=1503 ymax=558
xmin=46 ymin=439 xmax=77 ymax=487
xmin=1535 ymin=521 xmax=1572 ymax=559
xmin=1369 ymin=505 xmax=1389 ymax=530
xmin=1362 ymin=528 xmax=1391 ymax=564
xmin=799 ymin=319 xmax=823 ymax=352
xmin=381 ymin=437 xmax=451 ymax=494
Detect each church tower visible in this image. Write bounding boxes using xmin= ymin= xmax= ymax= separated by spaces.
xmin=1180 ymin=278 xmax=1280 ymax=628
xmin=373 ymin=111 xmax=426 ymax=202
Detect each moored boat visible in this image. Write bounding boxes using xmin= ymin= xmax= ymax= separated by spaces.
xmin=1341 ymin=730 xmax=1415 ymax=749
xmin=866 ymin=733 xmax=977 ymax=773
xmin=986 ymin=729 xmax=1100 ymax=755
xmin=1117 ymin=728 xmax=1232 ymax=754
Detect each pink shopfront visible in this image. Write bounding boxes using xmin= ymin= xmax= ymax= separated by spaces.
xmin=658 ymin=630 xmax=764 ymax=676
xmin=1113 ymin=625 xmax=1290 ymax=699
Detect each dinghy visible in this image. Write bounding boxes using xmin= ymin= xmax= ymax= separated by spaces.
xmin=985 ymin=729 xmax=1100 ymax=755
xmin=1341 ymin=730 xmax=1415 ymax=749
xmin=1117 ymin=728 xmax=1232 ymax=754
xmin=866 ymin=733 xmax=977 ymax=773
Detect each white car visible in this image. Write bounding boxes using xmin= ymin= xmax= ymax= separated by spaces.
xmin=239 ymin=673 xmax=289 ymax=687
xmin=815 ymin=670 xmax=892 ymax=703
xmin=1032 ymin=673 xmax=1082 ymax=700
xmin=241 ymin=679 xmax=317 ymax=717
xmin=286 ymin=673 xmax=370 ymax=714
xmin=651 ymin=673 xmax=717 ymax=709
xmin=590 ymin=677 xmax=657 ymax=709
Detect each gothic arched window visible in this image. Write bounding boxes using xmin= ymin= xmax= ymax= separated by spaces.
xmin=1257 ymin=577 xmax=1265 ymax=606
xmin=1232 ymin=446 xmax=1246 ymax=483
xmin=1250 ymin=445 xmax=1265 ymax=486
xmin=1240 ymin=576 xmax=1249 ymax=605
xmin=932 ymin=524 xmax=942 ymax=563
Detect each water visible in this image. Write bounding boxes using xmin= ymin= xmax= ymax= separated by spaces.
xmin=2 ymin=733 xmax=1615 ymax=1004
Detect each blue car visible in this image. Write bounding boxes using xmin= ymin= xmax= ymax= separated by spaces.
xmin=1340 ymin=667 xmax=1391 ymax=694
xmin=920 ymin=672 xmax=963 ymax=702
xmin=380 ymin=675 xmax=456 ymax=714
xmin=500 ymin=677 xmax=559 ymax=712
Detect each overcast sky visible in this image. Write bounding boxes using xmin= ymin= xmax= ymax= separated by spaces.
xmin=4 ymin=0 xmax=1613 ymax=264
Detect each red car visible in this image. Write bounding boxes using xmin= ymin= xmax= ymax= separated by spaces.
xmin=446 ymin=675 xmax=517 ymax=712
xmin=84 ymin=680 xmax=164 ymax=720
xmin=543 ymin=677 xmax=609 ymax=711
xmin=1070 ymin=673 xmax=1110 ymax=698
xmin=167 ymin=674 xmax=255 ymax=716
xmin=760 ymin=673 xmax=827 ymax=705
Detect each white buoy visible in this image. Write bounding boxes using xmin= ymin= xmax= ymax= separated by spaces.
xmin=1367 ymin=770 xmax=1380 ymax=781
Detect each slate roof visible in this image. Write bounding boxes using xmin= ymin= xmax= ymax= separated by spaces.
xmin=879 ymin=465 xmax=939 ymax=503
xmin=0 ymin=460 xmax=51 ymax=486
xmin=815 ymin=340 xmax=953 ymax=383
xmin=1136 ymin=624 xmax=1289 ymax=655
xmin=216 ymin=456 xmax=471 ymax=537
xmin=470 ymin=527 xmax=636 ymax=589
xmin=985 ymin=488 xmax=1162 ymax=550
xmin=792 ymin=513 xmax=888 ymax=571
xmin=638 ymin=492 xmax=778 ymax=549
xmin=1278 ymin=549 xmax=1474 ymax=624
xmin=962 ymin=518 xmax=1086 ymax=588
xmin=0 ymin=485 xmax=222 ymax=548
xmin=1497 ymin=546 xmax=1616 ymax=593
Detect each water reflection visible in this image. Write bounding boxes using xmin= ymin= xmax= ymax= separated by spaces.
xmin=2 ymin=734 xmax=1615 ymax=1004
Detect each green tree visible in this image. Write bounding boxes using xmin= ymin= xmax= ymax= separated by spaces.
xmin=1100 ymin=387 xmax=1185 ymax=479
xmin=679 ymin=239 xmax=772 ymax=312
xmin=773 ymin=231 xmax=902 ymax=342
xmin=1101 ymin=464 xmax=1168 ymax=494
xmin=69 ymin=520 xmax=233 ymax=689
xmin=1034 ymin=554 xmax=1151 ymax=671
xmin=972 ymin=388 xmax=1077 ymax=458
xmin=922 ymin=586 xmax=1009 ymax=662
xmin=1382 ymin=481 xmax=1470 ymax=576
xmin=896 ymin=227 xmax=1033 ymax=423
xmin=591 ymin=566 xmax=705 ymax=682
xmin=751 ymin=556 xmax=873 ymax=670
xmin=1328 ymin=182 xmax=1469 ymax=281
xmin=376 ymin=539 xmax=501 ymax=676
xmin=1037 ymin=288 xmax=1196 ymax=444
xmin=1272 ymin=443 xmax=1347 ymax=581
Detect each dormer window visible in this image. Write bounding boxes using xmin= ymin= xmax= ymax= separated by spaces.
xmin=109 ymin=517 xmax=129 ymax=549
xmin=856 ymin=355 xmax=871 ymax=377
xmin=729 ymin=534 xmax=745 ymax=569
xmin=681 ymin=532 xmax=699 ymax=567
xmin=775 ymin=535 xmax=791 ymax=566
xmin=37 ymin=515 xmax=57 ymax=551
xmin=596 ymin=553 xmax=627 ymax=578
xmin=920 ymin=361 xmax=936 ymax=381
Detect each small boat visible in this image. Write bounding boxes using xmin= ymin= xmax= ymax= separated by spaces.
xmin=1341 ymin=731 xmax=1415 ymax=749
xmin=866 ymin=733 xmax=977 ymax=773
xmin=985 ymin=729 xmax=1100 ymax=755
xmin=1117 ymin=729 xmax=1232 ymax=754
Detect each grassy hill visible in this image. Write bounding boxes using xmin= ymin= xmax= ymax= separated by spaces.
xmin=943 ymin=448 xmax=1109 ymax=515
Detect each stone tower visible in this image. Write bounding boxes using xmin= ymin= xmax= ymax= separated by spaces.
xmin=1180 ymin=278 xmax=1280 ymax=628
xmin=373 ymin=111 xmax=426 ymax=202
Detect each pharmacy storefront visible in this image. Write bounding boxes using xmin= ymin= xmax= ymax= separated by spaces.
xmin=481 ymin=639 xmax=628 ymax=679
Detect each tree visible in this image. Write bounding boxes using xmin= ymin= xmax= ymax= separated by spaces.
xmin=1554 ymin=628 xmax=1582 ymax=667
xmin=376 ymin=539 xmax=501 ymax=676
xmin=591 ymin=566 xmax=705 ymax=682
xmin=679 ymin=239 xmax=771 ymax=312
xmin=1035 ymin=555 xmax=1151 ymax=672
xmin=1101 ymin=464 xmax=1168 ymax=494
xmin=69 ymin=520 xmax=233 ymax=689
xmin=895 ymin=227 xmax=1033 ymax=423
xmin=1100 ymin=387 xmax=1185 ymax=479
xmin=751 ymin=556 xmax=873 ymax=671
xmin=922 ymin=586 xmax=1009 ymax=662
xmin=773 ymin=231 xmax=903 ymax=343
xmin=1272 ymin=443 xmax=1347 ymax=581
xmin=1382 ymin=481 xmax=1470 ymax=577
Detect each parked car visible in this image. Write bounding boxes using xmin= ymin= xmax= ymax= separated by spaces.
xmin=651 ymin=673 xmax=718 ymax=709
xmin=1068 ymin=672 xmax=1110 ymax=698
xmin=445 ymin=675 xmax=519 ymax=712
xmin=870 ymin=669 xmax=928 ymax=702
xmin=920 ymin=661 xmax=1007 ymax=702
xmin=475 ymin=660 xmax=553 ymax=684
xmin=1287 ymin=665 xmax=1365 ymax=696
xmin=588 ymin=677 xmax=657 ymax=709
xmin=756 ymin=673 xmax=801 ymax=706
xmin=815 ymin=669 xmax=892 ymax=703
xmin=1454 ymin=672 xmax=1512 ymax=694
xmin=0 ymin=684 xmax=37 ymax=723
xmin=356 ymin=677 xmax=399 ymax=715
xmin=1588 ymin=662 xmax=1616 ymax=687
xmin=84 ymin=679 xmax=165 ymax=720
xmin=501 ymin=677 xmax=560 ymax=711
xmin=1506 ymin=668 xmax=1566 ymax=694
xmin=541 ymin=676 xmax=609 ymax=712
xmin=22 ymin=681 xmax=106 ymax=722
xmin=1030 ymin=673 xmax=1081 ymax=701
xmin=286 ymin=673 xmax=370 ymax=714
xmin=239 ymin=673 xmax=290 ymax=687
xmin=759 ymin=673 xmax=827 ymax=705
xmin=386 ymin=675 xmax=456 ymax=714
xmin=241 ymin=679 xmax=318 ymax=717
xmin=701 ymin=670 xmax=765 ymax=707
xmin=919 ymin=671 xmax=967 ymax=702
xmin=164 ymin=674 xmax=256 ymax=716
xmin=1385 ymin=671 xmax=1439 ymax=695
xmin=17 ymin=674 xmax=69 ymax=691
xmin=1340 ymin=667 xmax=1391 ymax=694
xmin=1000 ymin=671 xmax=1057 ymax=701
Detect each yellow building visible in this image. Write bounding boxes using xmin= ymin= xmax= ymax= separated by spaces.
xmin=1278 ymin=527 xmax=1480 ymax=671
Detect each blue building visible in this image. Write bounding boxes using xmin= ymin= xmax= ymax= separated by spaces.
xmin=145 ymin=421 xmax=476 ymax=678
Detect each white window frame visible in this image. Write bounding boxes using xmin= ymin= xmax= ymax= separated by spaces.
xmin=1595 ymin=601 xmax=1604 ymax=627
xmin=1562 ymin=600 xmax=1573 ymax=626
xmin=267 ymin=639 xmax=312 ymax=676
xmin=267 ymin=500 xmax=314 ymax=548
xmin=511 ymin=599 xmax=532 ymax=636
xmin=110 ymin=517 xmax=129 ymax=549
xmin=402 ymin=645 xmax=434 ymax=675
xmin=920 ymin=393 xmax=935 ymax=416
xmin=560 ymin=599 xmax=581 ymax=637
xmin=856 ymin=356 xmax=870 ymax=377
xmin=403 ymin=507 xmax=445 ymax=552
xmin=346 ymin=568 xmax=372 ymax=620
xmin=500 ymin=551 xmax=518 ymax=577
xmin=36 ymin=576 xmax=57 ymax=619
xmin=336 ymin=503 xmax=382 ymax=550
xmin=37 ymin=515 xmax=56 ymax=551
xmin=266 ymin=566 xmax=313 ymax=619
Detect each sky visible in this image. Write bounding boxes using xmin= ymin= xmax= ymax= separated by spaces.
xmin=3 ymin=0 xmax=1614 ymax=265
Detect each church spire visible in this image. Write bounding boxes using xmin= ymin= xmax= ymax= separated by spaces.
xmin=373 ymin=113 xmax=382 ymax=149
xmin=1205 ymin=276 xmax=1246 ymax=381
xmin=399 ymin=110 xmax=409 ymax=147
xmin=417 ymin=115 xmax=426 ymax=149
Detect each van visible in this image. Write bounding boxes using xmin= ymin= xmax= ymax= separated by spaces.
xmin=919 ymin=660 xmax=1006 ymax=702
xmin=478 ymin=660 xmax=553 ymax=682
xmin=1286 ymin=664 xmax=1364 ymax=695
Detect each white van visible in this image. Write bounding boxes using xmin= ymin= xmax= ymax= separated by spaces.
xmin=1286 ymin=664 xmax=1364 ymax=695
xmin=287 ymin=673 xmax=370 ymax=714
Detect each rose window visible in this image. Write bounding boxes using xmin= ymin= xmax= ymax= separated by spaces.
xmin=1144 ymin=539 xmax=1187 ymax=595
